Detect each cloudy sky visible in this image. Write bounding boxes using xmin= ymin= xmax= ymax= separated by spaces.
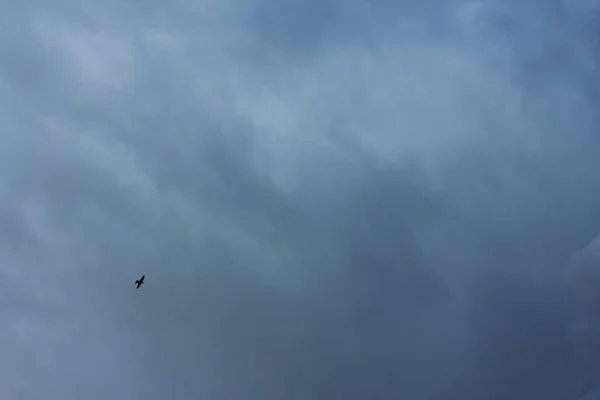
xmin=0 ymin=0 xmax=599 ymax=399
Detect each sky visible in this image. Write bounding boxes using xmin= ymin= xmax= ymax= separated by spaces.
xmin=0 ymin=0 xmax=599 ymax=399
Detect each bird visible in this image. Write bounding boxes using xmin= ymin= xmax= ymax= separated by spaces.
xmin=135 ymin=274 xmax=145 ymax=289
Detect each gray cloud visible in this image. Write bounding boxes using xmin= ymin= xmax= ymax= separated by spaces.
xmin=0 ymin=0 xmax=599 ymax=399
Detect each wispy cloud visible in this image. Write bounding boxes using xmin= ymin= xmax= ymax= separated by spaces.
xmin=0 ymin=0 xmax=598 ymax=399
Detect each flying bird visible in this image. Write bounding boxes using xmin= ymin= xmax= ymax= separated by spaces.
xmin=135 ymin=274 xmax=145 ymax=289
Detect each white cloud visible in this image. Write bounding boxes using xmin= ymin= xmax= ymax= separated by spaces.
xmin=32 ymin=15 xmax=137 ymax=94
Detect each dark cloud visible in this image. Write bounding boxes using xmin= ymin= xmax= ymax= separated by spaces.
xmin=0 ymin=0 xmax=599 ymax=399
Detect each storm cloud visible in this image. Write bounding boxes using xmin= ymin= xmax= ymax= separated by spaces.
xmin=0 ymin=0 xmax=599 ymax=399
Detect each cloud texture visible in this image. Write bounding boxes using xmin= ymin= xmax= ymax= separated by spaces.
xmin=0 ymin=0 xmax=599 ymax=399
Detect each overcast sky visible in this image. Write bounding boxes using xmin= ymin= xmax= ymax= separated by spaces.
xmin=0 ymin=0 xmax=599 ymax=399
